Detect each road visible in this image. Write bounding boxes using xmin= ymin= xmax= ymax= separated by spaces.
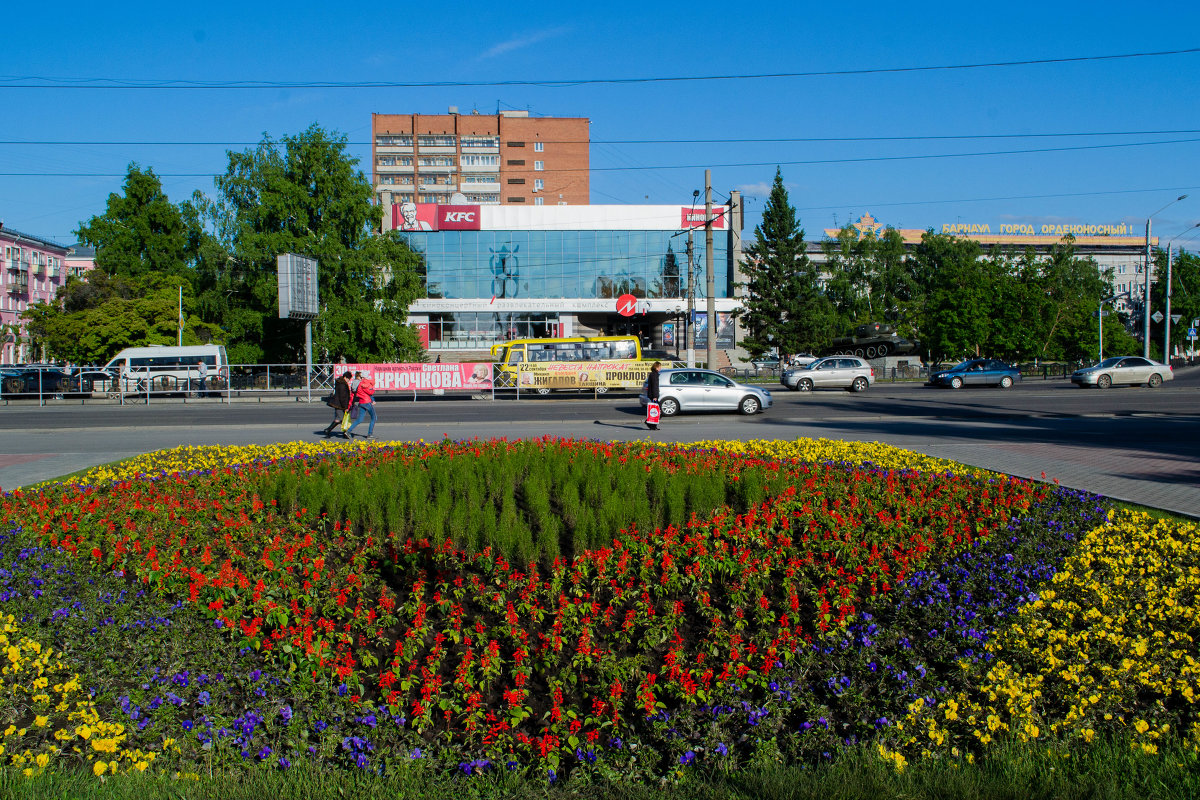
xmin=1 ymin=369 xmax=1197 ymax=517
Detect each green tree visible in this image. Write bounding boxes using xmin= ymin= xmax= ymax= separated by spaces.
xmin=21 ymin=273 xmax=219 ymax=365
xmin=193 ymin=124 xmax=425 ymax=364
xmin=76 ymin=165 xmax=200 ymax=280
xmin=911 ymin=233 xmax=987 ymax=363
xmin=737 ymin=168 xmax=836 ymax=356
xmin=822 ymin=226 xmax=920 ymax=338
xmin=1149 ymin=247 xmax=1200 ymax=360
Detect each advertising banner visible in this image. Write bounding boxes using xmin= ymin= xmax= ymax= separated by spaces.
xmin=662 ymin=322 xmax=676 ymax=347
xmin=345 ymin=362 xmax=493 ymax=391
xmin=513 ymin=361 xmax=654 ymax=391
xmin=692 ymin=312 xmax=736 ymax=349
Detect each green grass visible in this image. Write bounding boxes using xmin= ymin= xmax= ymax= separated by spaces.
xmin=4 ymin=738 xmax=1197 ymax=800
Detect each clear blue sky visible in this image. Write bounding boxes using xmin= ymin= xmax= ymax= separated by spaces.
xmin=4 ymin=1 xmax=1200 ymax=250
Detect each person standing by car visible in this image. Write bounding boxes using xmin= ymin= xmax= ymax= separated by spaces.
xmin=645 ymin=361 xmax=661 ymax=431
xmin=346 ymin=370 xmax=377 ymax=440
xmin=322 ymin=371 xmax=354 ymax=438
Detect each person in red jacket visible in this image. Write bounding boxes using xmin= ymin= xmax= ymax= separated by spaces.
xmin=346 ymin=370 xmax=377 ymax=440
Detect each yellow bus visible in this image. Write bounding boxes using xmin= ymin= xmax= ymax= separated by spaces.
xmin=490 ymin=335 xmax=647 ymax=393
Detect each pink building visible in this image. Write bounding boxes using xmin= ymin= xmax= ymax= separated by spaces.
xmin=0 ymin=224 xmax=73 ymax=364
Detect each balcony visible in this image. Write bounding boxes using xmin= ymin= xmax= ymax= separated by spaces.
xmin=6 ymin=275 xmax=28 ymax=293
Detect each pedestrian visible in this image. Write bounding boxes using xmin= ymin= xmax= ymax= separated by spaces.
xmin=196 ymin=360 xmax=208 ymax=396
xmin=322 ymin=371 xmax=354 ymax=438
xmin=645 ymin=361 xmax=661 ymax=431
xmin=346 ymin=370 xmax=377 ymax=440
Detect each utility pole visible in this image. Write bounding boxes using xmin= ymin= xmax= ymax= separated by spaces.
xmin=686 ymin=230 xmax=695 ymax=368
xmin=1165 ymin=244 xmax=1173 ymax=363
xmin=1144 ymin=217 xmax=1153 ymax=359
xmin=705 ymin=169 xmax=716 ymax=370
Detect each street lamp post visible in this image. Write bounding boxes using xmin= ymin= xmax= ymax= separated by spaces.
xmin=1144 ymin=194 xmax=1188 ymax=358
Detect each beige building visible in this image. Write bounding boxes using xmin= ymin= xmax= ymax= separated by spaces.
xmin=371 ymin=110 xmax=589 ymax=216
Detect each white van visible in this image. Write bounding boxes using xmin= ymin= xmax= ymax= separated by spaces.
xmin=103 ymin=345 xmax=228 ymax=394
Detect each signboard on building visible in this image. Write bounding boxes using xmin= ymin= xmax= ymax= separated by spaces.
xmin=680 ymin=207 xmax=727 ymax=229
xmin=277 ymin=254 xmax=318 ymax=320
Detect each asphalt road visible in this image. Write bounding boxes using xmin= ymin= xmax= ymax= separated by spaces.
xmin=1 ymin=368 xmax=1197 ymax=517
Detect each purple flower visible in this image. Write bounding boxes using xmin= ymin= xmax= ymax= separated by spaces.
xmin=715 ymin=743 xmax=728 ymax=756
xmin=680 ymin=751 xmax=695 ymax=766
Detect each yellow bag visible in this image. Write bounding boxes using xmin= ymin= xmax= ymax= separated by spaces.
xmin=341 ymin=410 xmax=351 ymax=432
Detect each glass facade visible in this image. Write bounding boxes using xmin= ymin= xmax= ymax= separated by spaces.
xmin=404 ymin=230 xmax=729 ymax=301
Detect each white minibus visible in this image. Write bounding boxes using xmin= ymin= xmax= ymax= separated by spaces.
xmin=103 ymin=345 xmax=228 ymax=394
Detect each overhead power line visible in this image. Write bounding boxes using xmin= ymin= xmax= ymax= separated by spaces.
xmin=1 ymin=47 xmax=1197 ymax=89
xmin=4 ymin=136 xmax=1197 ymax=177
xmin=3 ymin=129 xmax=1200 ymax=147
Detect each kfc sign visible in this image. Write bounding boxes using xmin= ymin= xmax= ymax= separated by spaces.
xmin=680 ymin=207 xmax=727 ymax=229
xmin=438 ymin=205 xmax=481 ymax=230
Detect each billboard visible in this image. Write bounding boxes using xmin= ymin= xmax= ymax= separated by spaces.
xmin=277 ymin=254 xmax=318 ymax=320
xmin=692 ymin=312 xmax=736 ymax=349
xmin=392 ymin=203 xmax=483 ymax=232
xmin=513 ymin=361 xmax=655 ymax=391
xmin=345 ymin=362 xmax=493 ymax=391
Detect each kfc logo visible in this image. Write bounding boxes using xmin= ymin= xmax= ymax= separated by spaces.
xmin=438 ymin=205 xmax=482 ymax=230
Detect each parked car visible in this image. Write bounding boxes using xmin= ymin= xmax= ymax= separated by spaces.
xmin=0 ymin=367 xmax=70 ymax=398
xmin=640 ymin=368 xmax=772 ymax=416
xmin=66 ymin=368 xmax=119 ymax=395
xmin=749 ymin=355 xmax=781 ymax=371
xmin=781 ymin=356 xmax=874 ymax=392
xmin=928 ymin=358 xmax=1021 ymax=389
xmin=1070 ymin=356 xmax=1173 ymax=388
xmin=786 ymin=353 xmax=819 ymax=367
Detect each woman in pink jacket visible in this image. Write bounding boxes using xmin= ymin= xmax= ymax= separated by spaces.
xmin=346 ymin=370 xmax=377 ymax=440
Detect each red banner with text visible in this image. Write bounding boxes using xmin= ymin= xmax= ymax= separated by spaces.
xmin=344 ymin=362 xmax=493 ymax=392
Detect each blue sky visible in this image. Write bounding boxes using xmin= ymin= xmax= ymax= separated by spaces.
xmin=4 ymin=1 xmax=1200 ymax=250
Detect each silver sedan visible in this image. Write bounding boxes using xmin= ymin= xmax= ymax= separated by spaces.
xmin=640 ymin=368 xmax=772 ymax=416
xmin=1070 ymin=356 xmax=1174 ymax=388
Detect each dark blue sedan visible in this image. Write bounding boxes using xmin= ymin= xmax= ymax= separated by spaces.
xmin=928 ymin=358 xmax=1021 ymax=389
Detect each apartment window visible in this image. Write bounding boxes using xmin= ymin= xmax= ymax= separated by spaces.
xmin=534 ymin=197 xmax=544 ymax=206
xmin=418 ymin=156 xmax=455 ymax=167
xmin=507 ymin=178 xmax=526 ymax=185
xmin=464 ymin=193 xmax=500 ymax=203
xmin=507 ymin=197 xmax=526 ymax=203
xmin=534 ymin=179 xmax=544 ymax=191
xmin=462 ymin=174 xmax=496 ymax=184
xmin=417 ymin=135 xmax=456 ymax=147
xmin=419 ymin=194 xmax=439 ymax=203
xmin=399 ymin=157 xmax=413 ymax=166
xmin=461 ymin=155 xmax=499 ymax=167
xmin=534 ymin=141 xmax=544 ymax=152
xmin=376 ymin=135 xmax=413 ymax=146
xmin=380 ymin=176 xmax=396 ymax=185
xmin=506 ymin=159 xmax=525 ymax=166
xmin=399 ymin=176 xmax=414 ymax=185
xmin=378 ymin=157 xmax=396 ymax=166
xmin=534 ymin=161 xmax=544 ymax=171
xmin=461 ymin=136 xmax=499 ymax=148
xmin=507 ymin=141 xmax=525 ymax=147
xmin=398 ymin=193 xmax=414 ymax=202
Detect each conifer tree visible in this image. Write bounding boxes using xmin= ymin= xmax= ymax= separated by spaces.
xmin=737 ymin=168 xmax=836 ymax=356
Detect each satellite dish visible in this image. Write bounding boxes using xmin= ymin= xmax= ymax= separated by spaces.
xmin=450 ymin=192 xmax=469 ymax=205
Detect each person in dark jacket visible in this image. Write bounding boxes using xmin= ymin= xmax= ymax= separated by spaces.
xmin=322 ymin=371 xmax=354 ymax=438
xmin=645 ymin=361 xmax=661 ymax=430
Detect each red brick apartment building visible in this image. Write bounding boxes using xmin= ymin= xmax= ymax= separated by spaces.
xmin=371 ymin=109 xmax=589 ymax=216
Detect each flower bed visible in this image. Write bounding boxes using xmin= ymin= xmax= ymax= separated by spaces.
xmin=1 ymin=437 xmax=1195 ymax=785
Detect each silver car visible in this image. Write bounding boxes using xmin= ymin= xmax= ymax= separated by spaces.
xmin=1070 ymin=356 xmax=1173 ymax=388
xmin=782 ymin=356 xmax=874 ymax=392
xmin=640 ymin=368 xmax=772 ymax=416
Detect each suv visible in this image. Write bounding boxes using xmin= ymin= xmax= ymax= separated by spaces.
xmin=782 ymin=356 xmax=873 ymax=392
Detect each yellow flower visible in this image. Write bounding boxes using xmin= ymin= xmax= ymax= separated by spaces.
xmin=93 ymin=760 xmax=107 ymax=776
